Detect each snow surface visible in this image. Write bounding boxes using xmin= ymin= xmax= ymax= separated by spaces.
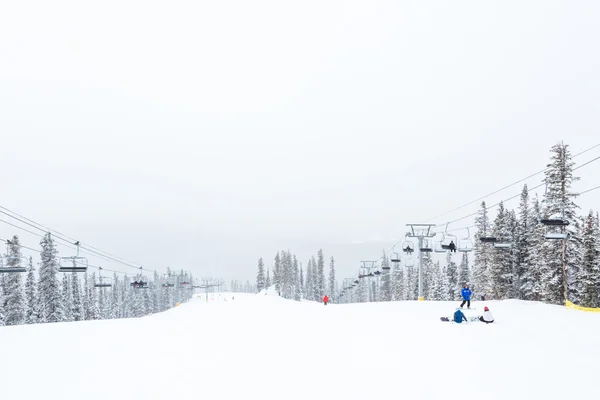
xmin=1 ymin=292 xmax=599 ymax=399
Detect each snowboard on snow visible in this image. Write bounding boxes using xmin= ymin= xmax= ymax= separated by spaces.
xmin=440 ymin=316 xmax=480 ymax=323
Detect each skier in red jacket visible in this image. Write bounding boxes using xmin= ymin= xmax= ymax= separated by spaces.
xmin=323 ymin=295 xmax=329 ymax=305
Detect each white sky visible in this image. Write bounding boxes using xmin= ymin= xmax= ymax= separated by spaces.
xmin=1 ymin=0 xmax=599 ymax=283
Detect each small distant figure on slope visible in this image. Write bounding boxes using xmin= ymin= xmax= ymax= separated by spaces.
xmin=323 ymin=295 xmax=329 ymax=306
xmin=448 ymin=241 xmax=457 ymax=253
xmin=479 ymin=306 xmax=494 ymax=324
xmin=454 ymin=308 xmax=467 ymax=323
xmin=460 ymin=284 xmax=472 ymax=309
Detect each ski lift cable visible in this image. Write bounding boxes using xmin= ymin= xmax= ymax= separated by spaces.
xmin=0 ymin=219 xmax=137 ymax=275
xmin=423 ymin=142 xmax=600 ymax=224
xmin=0 ymin=205 xmax=142 ymax=268
xmin=430 ymin=153 xmax=600 ymax=231
xmin=0 ymin=206 xmax=161 ymax=273
xmin=0 ymin=238 xmax=126 ymax=276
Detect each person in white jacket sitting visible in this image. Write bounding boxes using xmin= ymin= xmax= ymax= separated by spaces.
xmin=479 ymin=306 xmax=494 ymax=324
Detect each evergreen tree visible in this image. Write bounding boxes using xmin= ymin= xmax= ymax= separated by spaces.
xmin=266 ymin=269 xmax=271 ymax=288
xmin=71 ymin=273 xmax=83 ymax=321
xmin=152 ymin=271 xmax=161 ymax=314
xmin=293 ymin=256 xmax=301 ymax=301
xmin=82 ymin=272 xmax=91 ymax=320
xmin=305 ymin=258 xmax=314 ymax=300
xmin=472 ymin=201 xmax=492 ymax=298
xmin=328 ymin=256 xmax=336 ymax=302
xmin=273 ymin=252 xmax=282 ymax=295
xmin=515 ymin=184 xmax=532 ymax=299
xmin=490 ymin=202 xmax=514 ymax=299
xmin=88 ymin=273 xmax=101 ymax=320
xmin=430 ymin=261 xmax=446 ymax=300
xmin=380 ymin=252 xmax=392 ymax=302
xmin=112 ymin=273 xmax=121 ymax=319
xmin=457 ymin=252 xmax=470 ymax=296
xmin=317 ymin=249 xmax=326 ymax=299
xmin=299 ymin=263 xmax=304 ymax=299
xmin=522 ymin=195 xmax=544 ymax=301
xmin=24 ymin=257 xmax=39 ymax=324
xmin=579 ymin=211 xmax=599 ymax=307
xmin=3 ymin=236 xmax=26 ymax=325
xmin=62 ymin=274 xmax=74 ymax=322
xmin=311 ymin=256 xmax=319 ymax=301
xmin=445 ymin=252 xmax=458 ymax=300
xmin=38 ymin=233 xmax=64 ymax=323
xmin=256 ymin=258 xmax=266 ymax=293
xmin=540 ymin=142 xmax=580 ymax=305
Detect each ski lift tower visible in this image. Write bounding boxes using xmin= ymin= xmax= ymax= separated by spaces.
xmin=406 ymin=224 xmax=436 ymax=301
xmin=361 ymin=261 xmax=377 ymax=302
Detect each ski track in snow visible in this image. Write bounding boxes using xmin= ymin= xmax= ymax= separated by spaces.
xmin=1 ymin=292 xmax=599 ymax=399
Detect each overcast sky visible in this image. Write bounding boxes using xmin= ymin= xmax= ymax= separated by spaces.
xmin=1 ymin=0 xmax=599 ymax=284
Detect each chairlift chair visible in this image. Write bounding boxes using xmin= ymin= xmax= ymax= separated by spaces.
xmin=0 ymin=255 xmax=27 ymax=273
xmin=59 ymin=241 xmax=88 ymax=273
xmin=374 ymin=270 xmax=381 ymax=276
xmin=540 ymin=219 xmax=569 ymax=226
xmin=458 ymin=228 xmax=473 ymax=253
xmin=130 ymin=267 xmax=149 ymax=289
xmin=402 ymin=240 xmax=415 ymax=254
xmin=545 ymin=232 xmax=571 ymax=240
xmin=479 ymin=236 xmax=498 ymax=243
xmin=419 ymin=239 xmax=433 ymax=252
xmin=390 ymin=252 xmax=401 ymax=263
xmin=493 ymin=243 xmax=512 ymax=249
xmin=95 ymin=267 xmax=112 ymax=288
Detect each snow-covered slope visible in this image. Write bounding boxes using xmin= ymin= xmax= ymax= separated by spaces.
xmin=1 ymin=296 xmax=598 ymax=399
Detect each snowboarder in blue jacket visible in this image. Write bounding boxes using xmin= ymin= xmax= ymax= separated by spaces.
xmin=454 ymin=309 xmax=467 ymax=323
xmin=460 ymin=284 xmax=472 ymax=309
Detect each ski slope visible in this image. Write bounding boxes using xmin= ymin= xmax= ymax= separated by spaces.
xmin=1 ymin=292 xmax=599 ymax=399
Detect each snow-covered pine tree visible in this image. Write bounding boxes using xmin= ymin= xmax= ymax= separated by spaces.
xmin=265 ymin=268 xmax=271 ymax=289
xmin=579 ymin=210 xmax=599 ymax=307
xmin=273 ymin=252 xmax=282 ymax=295
xmin=521 ymin=195 xmax=544 ymax=301
xmin=256 ymin=258 xmax=266 ymax=293
xmin=24 ymin=257 xmax=39 ymax=324
xmin=88 ymin=273 xmax=100 ymax=320
xmin=540 ymin=142 xmax=580 ymax=305
xmin=445 ymin=252 xmax=458 ymax=300
xmin=298 ymin=263 xmax=304 ymax=299
xmin=111 ymin=273 xmax=121 ymax=319
xmin=152 ymin=271 xmax=161 ymax=314
xmin=304 ymin=258 xmax=313 ymax=300
xmin=457 ymin=252 xmax=470 ymax=296
xmin=282 ymin=251 xmax=293 ymax=299
xmin=380 ymin=252 xmax=392 ymax=302
xmin=429 ymin=261 xmax=446 ymax=300
xmin=3 ymin=236 xmax=26 ymax=325
xmin=143 ymin=285 xmax=153 ymax=315
xmin=71 ymin=272 xmax=83 ymax=321
xmin=81 ymin=272 xmax=91 ymax=320
xmin=38 ymin=232 xmax=64 ymax=323
xmin=328 ymin=256 xmax=336 ymax=302
xmin=62 ymin=274 xmax=74 ymax=322
xmin=293 ymin=256 xmax=301 ymax=301
xmin=421 ymin=252 xmax=433 ymax=300
xmin=515 ymin=185 xmax=532 ymax=299
xmin=317 ymin=249 xmax=325 ymax=300
xmin=490 ymin=202 xmax=514 ymax=299
xmin=472 ymin=201 xmax=492 ymax=299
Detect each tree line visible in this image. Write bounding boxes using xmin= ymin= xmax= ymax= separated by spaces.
xmin=0 ymin=232 xmax=193 ymax=326
xmin=255 ymin=249 xmax=337 ymax=302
